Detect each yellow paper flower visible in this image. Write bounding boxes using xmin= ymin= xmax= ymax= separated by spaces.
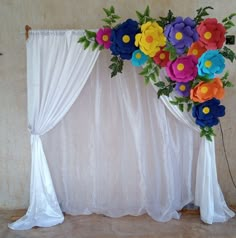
xmin=135 ymin=21 xmax=166 ymax=57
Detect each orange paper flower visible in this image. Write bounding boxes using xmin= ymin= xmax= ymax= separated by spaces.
xmin=187 ymin=41 xmax=207 ymax=59
xmin=190 ymin=77 xmax=225 ymax=103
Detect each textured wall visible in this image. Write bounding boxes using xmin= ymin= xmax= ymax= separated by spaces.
xmin=0 ymin=0 xmax=235 ymax=209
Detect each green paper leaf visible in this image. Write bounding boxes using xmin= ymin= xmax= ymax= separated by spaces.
xmin=112 ymin=14 xmax=121 ymax=20
xmin=187 ymin=103 xmax=193 ymax=112
xmin=136 ymin=11 xmax=143 ymax=22
xmin=85 ymin=30 xmax=96 ymax=39
xmin=220 ymin=46 xmax=236 ymax=62
xmin=178 ymin=104 xmax=184 ymax=112
xmin=200 ymin=126 xmax=216 ymax=141
xmin=103 ymin=8 xmax=111 ymax=17
xmin=136 ymin=5 xmax=155 ymax=25
xmin=102 ymin=6 xmax=120 ymax=27
xmin=194 ymin=6 xmax=214 ymax=24
xmin=83 ymin=40 xmax=90 ymax=50
xmin=156 ymin=9 xmax=176 ymax=28
xmin=108 ymin=56 xmax=123 ymax=78
xmin=155 ymin=81 xmax=165 ymax=88
xmin=222 ymin=13 xmax=236 ymax=30
xmin=92 ymin=41 xmax=99 ymax=51
xmin=144 ymin=6 xmax=150 ymax=16
xmin=110 ymin=6 xmax=115 ymax=14
xmin=78 ymin=36 xmax=86 ymax=43
xmin=164 ymin=42 xmax=177 ymax=61
xmin=102 ymin=18 xmax=113 ymax=25
xmin=170 ymin=100 xmax=178 ymax=105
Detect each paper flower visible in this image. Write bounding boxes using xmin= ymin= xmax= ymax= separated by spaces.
xmin=197 ymin=18 xmax=226 ymax=50
xmin=110 ymin=19 xmax=140 ymax=60
xmin=187 ymin=41 xmax=207 ymax=59
xmin=166 ymin=55 xmax=198 ymax=82
xmin=175 ymin=82 xmax=191 ymax=97
xmin=153 ymin=48 xmax=170 ymax=67
xmin=135 ymin=21 xmax=166 ymax=57
xmin=164 ymin=17 xmax=199 ymax=55
xmin=190 ymin=77 xmax=225 ymax=102
xmin=197 ymin=50 xmax=225 ymax=79
xmin=192 ymin=98 xmax=225 ymax=127
xmin=96 ymin=28 xmax=112 ymax=49
xmin=131 ymin=49 xmax=148 ymax=67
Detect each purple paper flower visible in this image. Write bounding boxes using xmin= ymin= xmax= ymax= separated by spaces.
xmin=166 ymin=55 xmax=198 ymax=83
xmin=175 ymin=82 xmax=191 ymax=97
xmin=164 ymin=17 xmax=199 ymax=55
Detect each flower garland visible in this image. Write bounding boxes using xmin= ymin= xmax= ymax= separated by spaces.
xmin=78 ymin=6 xmax=236 ymax=141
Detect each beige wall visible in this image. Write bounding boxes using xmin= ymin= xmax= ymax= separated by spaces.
xmin=0 ymin=0 xmax=235 ymax=209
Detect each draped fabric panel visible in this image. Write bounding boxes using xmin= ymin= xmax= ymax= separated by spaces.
xmin=151 ymin=69 xmax=235 ymax=223
xmin=9 ymin=31 xmax=234 ymax=230
xmin=41 ymin=50 xmax=201 ymax=222
xmin=41 ymin=50 xmax=234 ymax=223
xmin=9 ymin=30 xmax=100 ymax=230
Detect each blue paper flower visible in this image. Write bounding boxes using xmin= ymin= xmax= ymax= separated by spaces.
xmin=197 ymin=50 xmax=225 ymax=79
xmin=110 ymin=19 xmax=140 ymax=60
xmin=131 ymin=50 xmax=148 ymax=67
xmin=175 ymin=82 xmax=191 ymax=97
xmin=192 ymin=98 xmax=225 ymax=127
xmin=164 ymin=16 xmax=199 ymax=55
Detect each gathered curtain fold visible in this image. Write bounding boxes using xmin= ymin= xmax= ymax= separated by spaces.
xmin=8 ymin=30 xmax=100 ymax=230
xmin=150 ymin=69 xmax=234 ymax=223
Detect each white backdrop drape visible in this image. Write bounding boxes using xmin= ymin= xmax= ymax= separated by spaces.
xmin=9 ymin=30 xmax=234 ymax=230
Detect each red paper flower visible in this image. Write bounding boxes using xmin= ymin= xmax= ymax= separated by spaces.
xmin=197 ymin=18 xmax=226 ymax=50
xmin=153 ymin=48 xmax=170 ymax=67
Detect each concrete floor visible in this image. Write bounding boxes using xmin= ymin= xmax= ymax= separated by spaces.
xmin=1 ymin=210 xmax=236 ymax=238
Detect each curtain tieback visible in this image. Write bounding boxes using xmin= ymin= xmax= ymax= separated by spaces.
xmin=28 ymin=127 xmax=40 ymax=136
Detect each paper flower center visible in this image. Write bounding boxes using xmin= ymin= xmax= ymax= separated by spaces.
xmin=102 ymin=35 xmax=109 ymax=42
xmin=146 ymin=35 xmax=154 ymax=43
xmin=122 ymin=35 xmax=130 ymax=43
xmin=179 ymin=85 xmax=186 ymax=91
xmin=159 ymin=53 xmax=166 ymax=60
xmin=175 ymin=32 xmax=183 ymax=40
xmin=204 ymin=31 xmax=212 ymax=40
xmin=192 ymin=49 xmax=198 ymax=55
xmin=200 ymin=86 xmax=209 ymax=94
xmin=135 ymin=53 xmax=142 ymax=59
xmin=202 ymin=106 xmax=210 ymax=114
xmin=177 ymin=63 xmax=185 ymax=71
xmin=205 ymin=60 xmax=212 ymax=68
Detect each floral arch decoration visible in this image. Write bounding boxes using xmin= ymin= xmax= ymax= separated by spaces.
xmin=78 ymin=6 xmax=236 ymax=141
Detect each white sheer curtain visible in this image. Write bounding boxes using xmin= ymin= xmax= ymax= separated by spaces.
xmin=41 ymin=49 xmax=234 ymax=224
xmin=152 ymin=69 xmax=235 ymax=223
xmin=9 ymin=30 xmax=234 ymax=230
xmin=41 ymin=50 xmax=200 ymax=222
xmin=8 ymin=30 xmax=100 ymax=230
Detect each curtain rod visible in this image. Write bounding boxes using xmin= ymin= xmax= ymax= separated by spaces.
xmin=25 ymin=25 xmax=32 ymax=40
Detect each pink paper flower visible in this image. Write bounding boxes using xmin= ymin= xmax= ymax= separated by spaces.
xmin=166 ymin=55 xmax=198 ymax=82
xmin=96 ymin=28 xmax=112 ymax=49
